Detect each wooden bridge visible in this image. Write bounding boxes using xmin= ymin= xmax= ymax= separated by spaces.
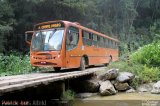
xmin=0 ymin=66 xmax=106 ymax=96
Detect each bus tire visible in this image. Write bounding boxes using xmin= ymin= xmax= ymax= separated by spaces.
xmin=54 ymin=67 xmax=61 ymax=71
xmin=79 ymin=57 xmax=85 ymax=71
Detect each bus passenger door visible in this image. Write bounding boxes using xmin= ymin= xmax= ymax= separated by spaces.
xmin=65 ymin=26 xmax=80 ymax=68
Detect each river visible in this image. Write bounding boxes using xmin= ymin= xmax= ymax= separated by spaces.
xmin=74 ymin=93 xmax=160 ymax=106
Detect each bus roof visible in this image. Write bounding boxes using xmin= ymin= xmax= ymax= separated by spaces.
xmin=34 ymin=20 xmax=119 ymax=42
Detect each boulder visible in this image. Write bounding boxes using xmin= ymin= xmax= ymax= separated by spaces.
xmin=114 ymin=82 xmax=130 ymax=91
xmin=111 ymin=80 xmax=116 ymax=85
xmin=137 ymin=83 xmax=154 ymax=92
xmin=151 ymin=81 xmax=160 ymax=94
xmin=99 ymin=80 xmax=117 ymax=96
xmin=116 ymin=72 xmax=135 ymax=83
xmin=86 ymin=79 xmax=100 ymax=92
xmin=70 ymin=79 xmax=100 ymax=93
xmin=98 ymin=68 xmax=119 ymax=81
xmin=126 ymin=87 xmax=136 ymax=93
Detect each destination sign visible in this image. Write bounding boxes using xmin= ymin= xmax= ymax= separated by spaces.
xmin=35 ymin=22 xmax=64 ymax=30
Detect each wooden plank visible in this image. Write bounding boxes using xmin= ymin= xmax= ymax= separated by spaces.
xmin=0 ymin=71 xmax=94 ymax=94
xmin=0 ymin=73 xmax=68 ymax=87
xmin=0 ymin=67 xmax=106 ymax=95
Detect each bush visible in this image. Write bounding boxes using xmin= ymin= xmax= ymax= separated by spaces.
xmin=130 ymin=41 xmax=160 ymax=67
xmin=137 ymin=65 xmax=160 ymax=83
xmin=0 ymin=52 xmax=34 ymax=76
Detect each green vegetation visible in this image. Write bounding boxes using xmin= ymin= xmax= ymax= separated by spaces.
xmin=130 ymin=41 xmax=160 ymax=85
xmin=139 ymin=65 xmax=160 ymax=82
xmin=130 ymin=41 xmax=160 ymax=67
xmin=108 ymin=61 xmax=144 ymax=75
xmin=60 ymin=89 xmax=75 ymax=106
xmin=108 ymin=41 xmax=160 ymax=88
xmin=61 ymin=89 xmax=75 ymax=101
xmin=0 ymin=52 xmax=34 ymax=76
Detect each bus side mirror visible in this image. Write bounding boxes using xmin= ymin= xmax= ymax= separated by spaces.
xmin=25 ymin=31 xmax=33 ymax=45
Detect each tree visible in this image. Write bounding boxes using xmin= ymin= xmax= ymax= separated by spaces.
xmin=0 ymin=0 xmax=159 ymax=54
xmin=0 ymin=0 xmax=15 ymax=52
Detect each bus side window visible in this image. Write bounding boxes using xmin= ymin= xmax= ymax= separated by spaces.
xmin=115 ymin=42 xmax=118 ymax=49
xmin=97 ymin=36 xmax=100 ymax=47
xmin=100 ymin=37 xmax=104 ymax=48
xmin=105 ymin=38 xmax=108 ymax=48
xmin=82 ymin=31 xmax=87 ymax=46
xmin=89 ymin=33 xmax=92 ymax=46
xmin=113 ymin=41 xmax=116 ymax=49
xmin=108 ymin=40 xmax=111 ymax=48
xmin=82 ymin=31 xmax=92 ymax=46
xmin=111 ymin=40 xmax=113 ymax=48
xmin=103 ymin=38 xmax=105 ymax=48
xmin=92 ymin=34 xmax=97 ymax=47
xmin=66 ymin=26 xmax=79 ymax=50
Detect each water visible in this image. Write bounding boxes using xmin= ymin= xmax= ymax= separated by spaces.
xmin=74 ymin=93 xmax=160 ymax=106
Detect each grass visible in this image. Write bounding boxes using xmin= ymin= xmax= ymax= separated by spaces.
xmin=107 ymin=61 xmax=144 ymax=75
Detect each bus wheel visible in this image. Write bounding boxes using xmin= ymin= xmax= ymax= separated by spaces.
xmin=54 ymin=67 xmax=61 ymax=71
xmin=79 ymin=57 xmax=86 ymax=71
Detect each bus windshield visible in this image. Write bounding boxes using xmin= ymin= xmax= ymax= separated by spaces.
xmin=31 ymin=29 xmax=64 ymax=51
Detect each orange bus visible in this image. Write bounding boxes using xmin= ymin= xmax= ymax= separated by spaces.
xmin=25 ymin=20 xmax=119 ymax=71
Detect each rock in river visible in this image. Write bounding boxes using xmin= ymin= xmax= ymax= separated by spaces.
xmin=98 ymin=68 xmax=119 ymax=81
xmin=114 ymin=82 xmax=130 ymax=91
xmin=99 ymin=80 xmax=117 ymax=96
xmin=151 ymin=81 xmax=160 ymax=94
xmin=116 ymin=72 xmax=135 ymax=83
xmin=126 ymin=87 xmax=136 ymax=93
xmin=137 ymin=83 xmax=154 ymax=92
